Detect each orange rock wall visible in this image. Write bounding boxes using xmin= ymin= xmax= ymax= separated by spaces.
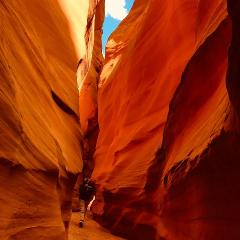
xmin=92 ymin=0 xmax=240 ymax=239
xmin=0 ymin=1 xmax=101 ymax=239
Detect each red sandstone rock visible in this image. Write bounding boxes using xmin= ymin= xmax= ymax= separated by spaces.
xmin=1 ymin=0 xmax=240 ymax=239
xmin=92 ymin=0 xmax=240 ymax=239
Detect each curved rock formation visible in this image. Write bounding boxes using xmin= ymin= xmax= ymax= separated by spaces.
xmin=0 ymin=1 xmax=102 ymax=239
xmin=92 ymin=0 xmax=240 ymax=239
xmin=1 ymin=0 xmax=240 ymax=239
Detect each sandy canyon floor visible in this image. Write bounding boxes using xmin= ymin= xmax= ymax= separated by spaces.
xmin=69 ymin=212 xmax=124 ymax=240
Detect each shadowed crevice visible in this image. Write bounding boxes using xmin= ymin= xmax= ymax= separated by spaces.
xmin=51 ymin=90 xmax=79 ymax=121
xmin=226 ymin=0 xmax=240 ymax=121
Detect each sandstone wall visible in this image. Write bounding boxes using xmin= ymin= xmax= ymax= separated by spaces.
xmin=0 ymin=1 xmax=100 ymax=239
xmin=92 ymin=0 xmax=240 ymax=239
xmin=1 ymin=0 xmax=239 ymax=239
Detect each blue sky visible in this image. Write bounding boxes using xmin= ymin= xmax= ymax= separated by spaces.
xmin=102 ymin=0 xmax=134 ymax=53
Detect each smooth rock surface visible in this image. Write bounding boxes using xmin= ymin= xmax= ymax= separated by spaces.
xmin=0 ymin=0 xmax=101 ymax=239
xmin=92 ymin=0 xmax=240 ymax=239
xmin=1 ymin=0 xmax=240 ymax=239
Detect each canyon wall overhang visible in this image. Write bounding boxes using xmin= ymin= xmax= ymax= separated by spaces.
xmin=92 ymin=0 xmax=240 ymax=239
xmin=0 ymin=1 xmax=102 ymax=239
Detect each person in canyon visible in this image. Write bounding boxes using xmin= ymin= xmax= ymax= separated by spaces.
xmin=79 ymin=177 xmax=96 ymax=228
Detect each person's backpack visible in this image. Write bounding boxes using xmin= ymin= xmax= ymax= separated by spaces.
xmin=79 ymin=181 xmax=96 ymax=201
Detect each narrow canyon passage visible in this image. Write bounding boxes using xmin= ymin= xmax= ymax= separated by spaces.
xmin=1 ymin=0 xmax=240 ymax=240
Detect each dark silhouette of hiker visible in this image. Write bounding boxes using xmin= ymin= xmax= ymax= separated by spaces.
xmin=79 ymin=178 xmax=96 ymax=228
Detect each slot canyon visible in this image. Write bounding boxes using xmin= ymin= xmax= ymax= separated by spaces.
xmin=0 ymin=0 xmax=240 ymax=239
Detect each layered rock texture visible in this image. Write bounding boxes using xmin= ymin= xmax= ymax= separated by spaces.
xmin=0 ymin=0 xmax=102 ymax=239
xmin=92 ymin=0 xmax=240 ymax=239
xmin=1 ymin=0 xmax=240 ymax=240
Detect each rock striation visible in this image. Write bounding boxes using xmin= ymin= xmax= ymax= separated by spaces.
xmin=0 ymin=0 xmax=102 ymax=239
xmin=92 ymin=0 xmax=240 ymax=239
xmin=1 ymin=0 xmax=240 ymax=239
